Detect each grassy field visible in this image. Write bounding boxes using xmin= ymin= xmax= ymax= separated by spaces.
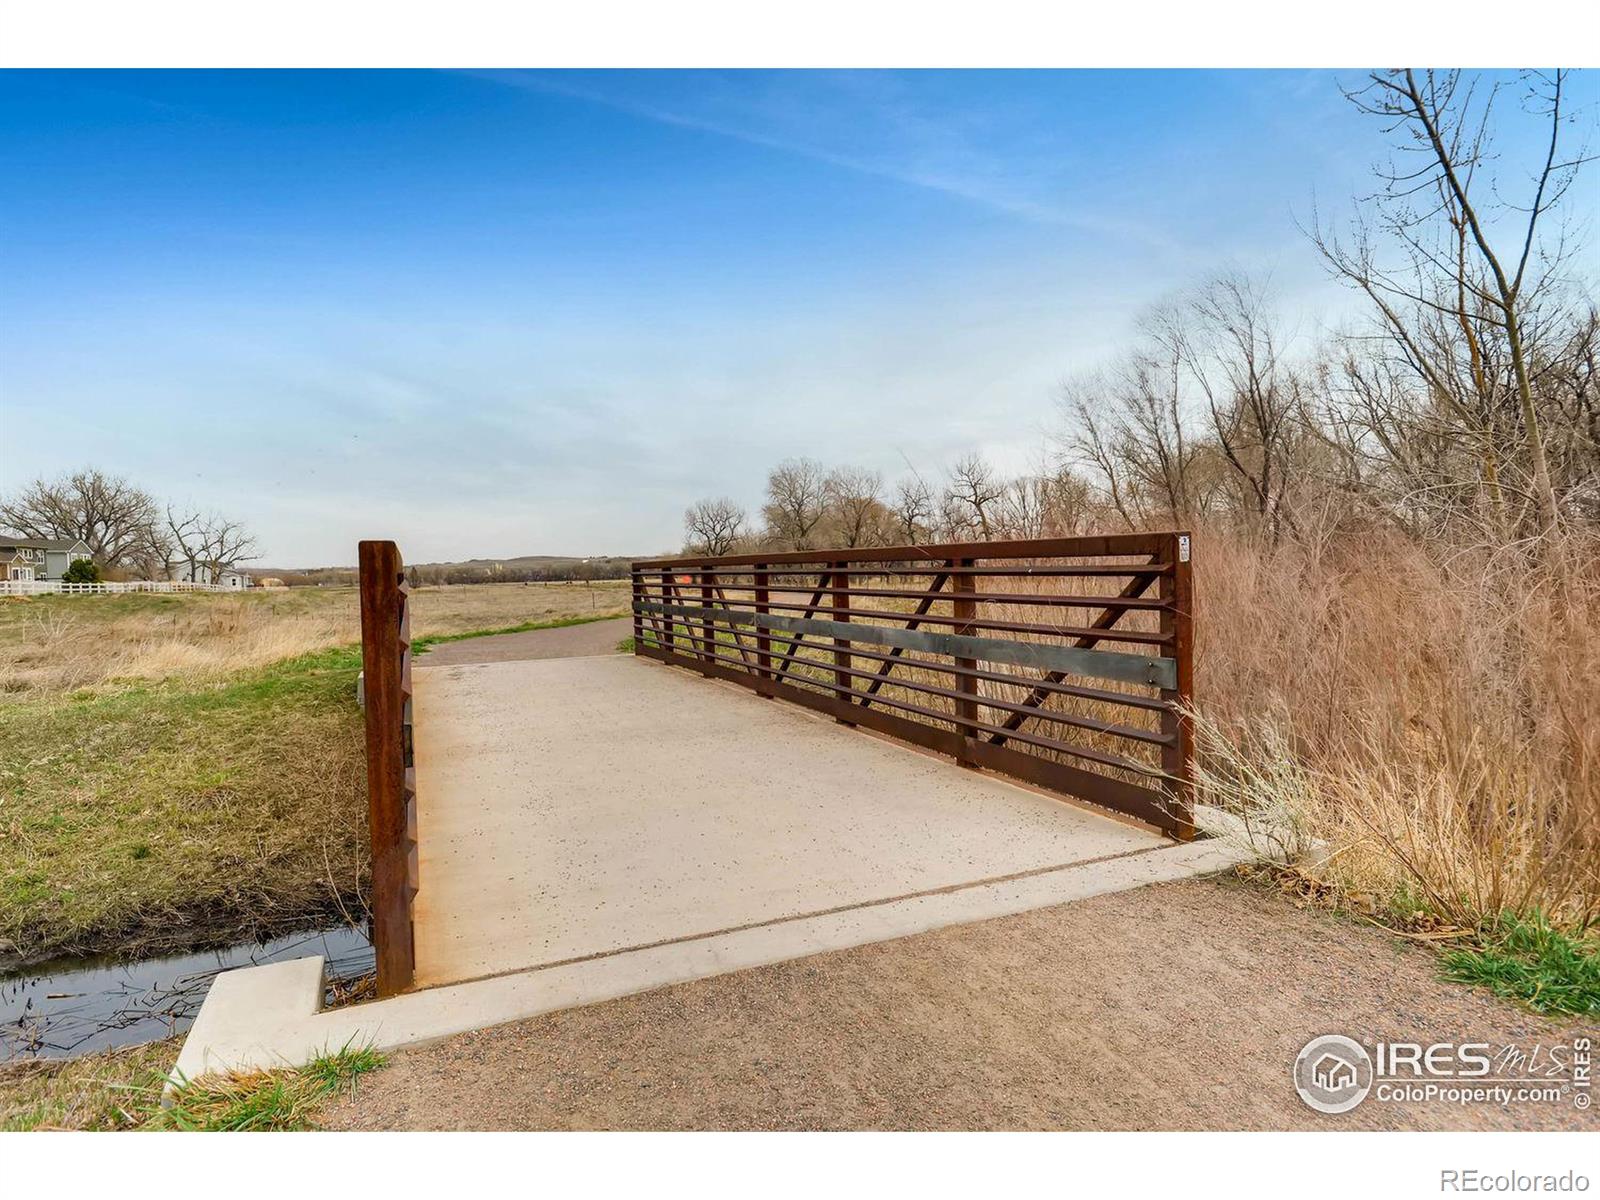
xmin=0 ymin=579 xmax=629 ymax=695
xmin=0 ymin=582 xmax=630 ymax=967
xmin=0 ymin=1035 xmax=384 ymax=1131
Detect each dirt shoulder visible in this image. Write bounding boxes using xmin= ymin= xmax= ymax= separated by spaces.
xmin=322 ymin=876 xmax=1594 ymax=1131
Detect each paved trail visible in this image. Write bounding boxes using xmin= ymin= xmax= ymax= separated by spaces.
xmin=417 ymin=616 xmax=632 ymax=666
xmin=323 ymin=877 xmax=1591 ymax=1131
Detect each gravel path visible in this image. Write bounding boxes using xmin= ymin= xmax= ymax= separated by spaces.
xmin=321 ymin=877 xmax=1594 ymax=1131
xmin=416 ymin=617 xmax=632 ymax=666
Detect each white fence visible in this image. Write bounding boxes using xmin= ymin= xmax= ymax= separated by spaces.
xmin=0 ymin=579 xmax=236 ymax=596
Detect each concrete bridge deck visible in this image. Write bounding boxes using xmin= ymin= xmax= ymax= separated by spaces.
xmin=175 ymin=649 xmax=1244 ymax=1079
xmin=410 ymin=653 xmax=1165 ymax=989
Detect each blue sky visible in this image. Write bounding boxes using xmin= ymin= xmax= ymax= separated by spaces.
xmin=2 ymin=69 xmax=1593 ymax=564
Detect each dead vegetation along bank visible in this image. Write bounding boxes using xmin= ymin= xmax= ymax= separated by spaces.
xmin=1192 ymin=527 xmax=1600 ymax=936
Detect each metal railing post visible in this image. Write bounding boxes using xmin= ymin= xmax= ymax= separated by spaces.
xmin=1158 ymin=532 xmax=1196 ymax=841
xmin=754 ymin=563 xmax=772 ymax=692
xmin=952 ymin=558 xmax=979 ymax=766
xmin=832 ymin=562 xmax=854 ymax=724
xmin=358 ymin=540 xmax=417 ymax=995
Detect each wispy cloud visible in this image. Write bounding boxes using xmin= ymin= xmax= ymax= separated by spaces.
xmin=467 ymin=69 xmax=1175 ymax=250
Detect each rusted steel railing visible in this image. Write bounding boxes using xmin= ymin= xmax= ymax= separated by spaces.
xmin=358 ymin=540 xmax=418 ymax=995
xmin=632 ymin=532 xmax=1195 ymax=839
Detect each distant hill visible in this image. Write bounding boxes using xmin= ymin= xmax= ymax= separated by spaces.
xmin=246 ymin=552 xmax=648 ymax=587
xmin=411 ymin=553 xmax=638 ymax=571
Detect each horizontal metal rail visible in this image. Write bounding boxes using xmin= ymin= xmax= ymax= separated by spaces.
xmin=632 ymin=533 xmax=1195 ymax=839
xmin=637 ymin=602 xmax=1177 ymax=689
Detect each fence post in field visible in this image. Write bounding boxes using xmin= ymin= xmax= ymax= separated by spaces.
xmin=1159 ymin=531 xmax=1196 ymax=841
xmin=358 ymin=539 xmax=417 ymax=996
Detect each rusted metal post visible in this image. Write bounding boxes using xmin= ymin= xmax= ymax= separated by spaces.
xmin=699 ymin=568 xmax=715 ymax=676
xmin=952 ymin=559 xmax=978 ymax=766
xmin=754 ymin=563 xmax=772 ymax=693
xmin=832 ymin=563 xmax=854 ymax=725
xmin=630 ymin=567 xmax=644 ymax=653
xmin=1159 ymin=532 xmax=1196 ymax=841
xmin=660 ymin=570 xmax=675 ymax=655
xmin=358 ymin=540 xmax=416 ymax=996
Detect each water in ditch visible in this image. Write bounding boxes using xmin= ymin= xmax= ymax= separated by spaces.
xmin=0 ymin=924 xmax=374 ymax=1062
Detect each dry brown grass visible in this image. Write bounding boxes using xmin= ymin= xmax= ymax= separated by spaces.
xmin=1191 ymin=527 xmax=1600 ymax=931
xmin=0 ymin=580 xmax=631 ymax=697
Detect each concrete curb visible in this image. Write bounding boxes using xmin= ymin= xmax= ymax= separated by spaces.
xmin=172 ymin=835 xmax=1248 ymax=1081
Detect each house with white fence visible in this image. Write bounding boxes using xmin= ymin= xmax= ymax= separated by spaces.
xmin=0 ymin=533 xmax=251 ymax=595
xmin=170 ymin=562 xmax=251 ymax=589
xmin=0 ymin=535 xmax=93 ymax=582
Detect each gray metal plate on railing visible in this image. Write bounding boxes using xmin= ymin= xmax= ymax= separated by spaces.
xmin=636 ymin=601 xmax=1176 ymax=690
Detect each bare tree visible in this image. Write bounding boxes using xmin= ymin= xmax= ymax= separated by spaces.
xmin=1184 ymin=273 xmax=1307 ymax=543
xmin=762 ymin=457 xmax=828 ymax=549
xmin=1315 ymin=69 xmax=1592 ymax=539
xmin=1061 ymin=383 xmax=1137 ymax=528
xmin=165 ymin=507 xmax=259 ymax=583
xmin=682 ymin=496 xmax=746 ymax=556
xmin=891 ymin=475 xmax=935 ymax=544
xmin=823 ymin=466 xmax=888 ymax=548
xmin=1060 ymin=309 xmax=1208 ymax=528
xmin=0 ymin=468 xmax=161 ymax=567
xmin=944 ymin=453 xmax=1005 ymax=539
xmin=996 ymin=469 xmax=1094 ymax=538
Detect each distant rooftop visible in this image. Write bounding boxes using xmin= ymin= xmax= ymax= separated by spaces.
xmin=0 ymin=533 xmax=89 ymax=551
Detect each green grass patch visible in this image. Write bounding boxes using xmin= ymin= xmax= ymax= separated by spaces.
xmin=155 ymin=1043 xmax=386 ymax=1131
xmin=1440 ymin=912 xmax=1600 ymax=1016
xmin=616 ymin=635 xmax=636 ymax=654
xmin=411 ymin=610 xmax=627 ymax=654
xmin=0 ymin=1039 xmax=384 ymax=1131
xmin=0 ymin=647 xmax=367 ymax=966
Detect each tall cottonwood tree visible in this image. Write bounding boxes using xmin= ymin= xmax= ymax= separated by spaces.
xmin=823 ymin=466 xmax=889 ymax=548
xmin=762 ymin=458 xmax=829 ymax=549
xmin=0 ymin=469 xmax=161 ymax=567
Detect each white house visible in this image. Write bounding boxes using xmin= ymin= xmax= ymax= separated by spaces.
xmin=170 ymin=562 xmax=252 ymax=589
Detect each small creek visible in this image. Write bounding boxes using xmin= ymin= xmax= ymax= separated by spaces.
xmin=1 ymin=925 xmax=374 ymax=1062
